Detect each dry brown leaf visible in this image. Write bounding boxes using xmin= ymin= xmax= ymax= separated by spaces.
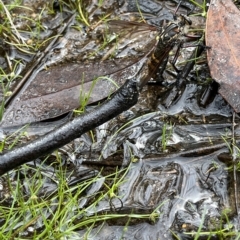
xmin=206 ymin=0 xmax=240 ymax=112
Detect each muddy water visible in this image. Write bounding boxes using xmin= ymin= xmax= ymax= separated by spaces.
xmin=71 ymin=83 xmax=238 ymax=239
xmin=78 ymin=150 xmax=230 ymax=239
xmin=0 ymin=0 xmax=240 ymax=239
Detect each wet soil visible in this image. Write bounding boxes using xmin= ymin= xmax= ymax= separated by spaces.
xmin=0 ymin=0 xmax=240 ymax=239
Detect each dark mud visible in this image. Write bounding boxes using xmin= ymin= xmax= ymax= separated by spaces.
xmin=0 ymin=0 xmax=239 ymax=239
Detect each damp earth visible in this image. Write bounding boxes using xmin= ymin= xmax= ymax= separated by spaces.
xmin=0 ymin=0 xmax=239 ymax=239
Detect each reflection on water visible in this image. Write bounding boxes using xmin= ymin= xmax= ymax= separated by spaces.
xmin=70 ymin=80 xmax=238 ymax=239
xmin=79 ymin=149 xmax=230 ymax=239
xmin=0 ymin=0 xmax=239 ymax=239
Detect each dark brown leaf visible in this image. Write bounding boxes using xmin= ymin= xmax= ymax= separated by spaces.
xmin=1 ymin=17 xmax=160 ymax=128
xmin=0 ymin=57 xmax=147 ymax=127
xmin=206 ymin=0 xmax=240 ymax=112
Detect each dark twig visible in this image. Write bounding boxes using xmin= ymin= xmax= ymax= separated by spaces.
xmin=0 ymin=14 xmax=193 ymax=175
xmin=163 ymin=42 xmax=205 ymax=108
xmin=0 ymin=79 xmax=139 ymax=176
xmin=176 ymin=42 xmax=205 ymax=88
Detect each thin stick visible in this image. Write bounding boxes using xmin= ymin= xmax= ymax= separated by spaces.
xmin=0 ymin=79 xmax=139 ymax=176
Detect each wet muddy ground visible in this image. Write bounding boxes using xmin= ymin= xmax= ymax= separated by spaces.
xmin=0 ymin=0 xmax=240 ymax=239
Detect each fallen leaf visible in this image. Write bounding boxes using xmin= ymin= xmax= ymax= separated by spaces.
xmin=1 ymin=18 xmax=158 ymax=128
xmin=206 ymin=0 xmax=240 ymax=112
xmin=0 ymin=57 xmax=146 ymax=127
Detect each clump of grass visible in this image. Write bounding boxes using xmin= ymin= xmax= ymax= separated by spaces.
xmin=74 ymin=76 xmax=119 ymax=115
xmin=161 ymin=122 xmax=173 ymax=152
xmin=0 ymin=155 xmax=161 ymax=239
xmin=0 ymin=124 xmax=29 ymax=153
xmin=189 ymin=0 xmax=207 ymax=17
xmin=181 ymin=208 xmax=238 ymax=240
xmin=171 ymin=207 xmax=239 ymax=240
xmin=0 ymin=60 xmax=23 ymax=120
xmin=57 ymin=0 xmax=90 ymax=26
xmin=0 ymin=0 xmax=41 ymax=54
xmin=0 ymin=0 xmax=26 ymax=44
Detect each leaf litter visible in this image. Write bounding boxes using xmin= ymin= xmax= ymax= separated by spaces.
xmin=1 ymin=0 xmax=240 ymax=239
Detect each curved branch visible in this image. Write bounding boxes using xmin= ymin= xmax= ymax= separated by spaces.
xmin=0 ymin=79 xmax=139 ymax=176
